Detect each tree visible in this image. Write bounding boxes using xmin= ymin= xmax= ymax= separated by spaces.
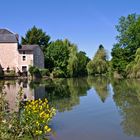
xmin=67 ymin=44 xmax=78 ymax=77
xmin=76 ymin=51 xmax=90 ymax=76
xmin=21 ymin=26 xmax=51 ymax=69
xmin=45 ymin=39 xmax=70 ymax=75
xmin=86 ymin=61 xmax=95 ymax=75
xmin=111 ymin=14 xmax=140 ymax=75
xmin=21 ymin=26 xmax=50 ymax=51
xmin=126 ymin=48 xmax=140 ymax=78
xmin=87 ymin=45 xmax=108 ymax=75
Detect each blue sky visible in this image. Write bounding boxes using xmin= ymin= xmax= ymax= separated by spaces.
xmin=0 ymin=0 xmax=140 ymax=58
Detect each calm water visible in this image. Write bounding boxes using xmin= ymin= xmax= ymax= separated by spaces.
xmin=3 ymin=77 xmax=140 ymax=140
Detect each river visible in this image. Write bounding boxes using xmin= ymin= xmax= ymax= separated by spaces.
xmin=2 ymin=77 xmax=140 ymax=140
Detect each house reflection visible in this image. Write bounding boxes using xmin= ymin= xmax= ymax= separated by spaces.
xmin=4 ymin=80 xmax=34 ymax=111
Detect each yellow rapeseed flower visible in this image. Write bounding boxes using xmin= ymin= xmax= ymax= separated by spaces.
xmin=44 ymin=125 xmax=48 ymax=130
xmin=47 ymin=128 xmax=51 ymax=132
xmin=36 ymin=121 xmax=39 ymax=126
xmin=39 ymin=111 xmax=45 ymax=117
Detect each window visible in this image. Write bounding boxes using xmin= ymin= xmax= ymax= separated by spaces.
xmin=22 ymin=56 xmax=26 ymax=61
xmin=22 ymin=66 xmax=27 ymax=72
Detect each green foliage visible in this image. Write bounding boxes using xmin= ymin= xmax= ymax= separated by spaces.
xmin=87 ymin=76 xmax=109 ymax=102
xmin=21 ymin=26 xmax=50 ymax=51
xmin=52 ymin=68 xmax=65 ymax=78
xmin=22 ymin=27 xmax=89 ymax=78
xmin=29 ymin=66 xmax=35 ymax=77
xmin=46 ymin=39 xmax=89 ymax=77
xmin=29 ymin=66 xmax=40 ymax=76
xmin=111 ymin=14 xmax=140 ymax=75
xmin=21 ymin=99 xmax=56 ymax=139
xmin=0 ymin=87 xmax=25 ymax=139
xmin=86 ymin=61 xmax=95 ymax=75
xmin=0 ymin=87 xmax=56 ymax=140
xmin=21 ymin=26 xmax=51 ymax=69
xmin=40 ymin=69 xmax=50 ymax=77
xmin=111 ymin=45 xmax=128 ymax=75
xmin=29 ymin=66 xmax=42 ymax=79
xmin=112 ymin=79 xmax=140 ymax=136
xmin=44 ymin=78 xmax=90 ymax=112
xmin=87 ymin=45 xmax=108 ymax=75
xmin=67 ymin=45 xmax=78 ymax=77
xmin=76 ymin=51 xmax=90 ymax=76
xmin=45 ymin=39 xmax=69 ymax=73
xmin=126 ymin=48 xmax=140 ymax=78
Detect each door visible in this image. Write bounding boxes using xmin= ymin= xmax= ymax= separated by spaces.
xmin=22 ymin=66 xmax=27 ymax=76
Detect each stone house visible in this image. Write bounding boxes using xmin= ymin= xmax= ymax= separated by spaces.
xmin=0 ymin=29 xmax=44 ymax=74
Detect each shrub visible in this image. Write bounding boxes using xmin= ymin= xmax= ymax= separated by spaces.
xmin=21 ymin=99 xmax=56 ymax=139
xmin=29 ymin=66 xmax=42 ymax=78
xmin=52 ymin=68 xmax=65 ymax=78
xmin=0 ymin=88 xmax=56 ymax=140
xmin=29 ymin=66 xmax=36 ymax=77
xmin=40 ymin=69 xmax=50 ymax=77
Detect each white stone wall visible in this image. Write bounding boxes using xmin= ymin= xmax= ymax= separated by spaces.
xmin=0 ymin=43 xmax=19 ymax=72
xmin=0 ymin=43 xmax=44 ymax=73
xmin=18 ymin=51 xmax=33 ymax=72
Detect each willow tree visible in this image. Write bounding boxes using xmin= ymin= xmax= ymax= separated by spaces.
xmin=126 ymin=48 xmax=140 ymax=78
xmin=87 ymin=45 xmax=108 ymax=75
xmin=135 ymin=48 xmax=140 ymax=78
xmin=67 ymin=45 xmax=78 ymax=77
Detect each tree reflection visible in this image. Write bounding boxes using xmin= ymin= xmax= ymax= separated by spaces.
xmin=112 ymin=79 xmax=140 ymax=137
xmin=31 ymin=77 xmax=110 ymax=112
xmin=44 ymin=78 xmax=90 ymax=112
xmin=87 ymin=76 xmax=110 ymax=102
xmin=30 ymin=78 xmax=90 ymax=112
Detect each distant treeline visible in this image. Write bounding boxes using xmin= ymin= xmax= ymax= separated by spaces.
xmin=22 ymin=13 xmax=140 ymax=78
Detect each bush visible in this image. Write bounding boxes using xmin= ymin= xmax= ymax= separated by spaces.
xmin=29 ymin=66 xmax=42 ymax=78
xmin=21 ymin=99 xmax=56 ymax=139
xmin=0 ymin=88 xmax=56 ymax=140
xmin=40 ymin=69 xmax=50 ymax=77
xmin=52 ymin=69 xmax=65 ymax=78
xmin=29 ymin=66 xmax=36 ymax=77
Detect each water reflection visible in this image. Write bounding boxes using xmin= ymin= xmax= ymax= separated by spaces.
xmin=112 ymin=79 xmax=140 ymax=137
xmin=44 ymin=78 xmax=90 ymax=112
xmin=87 ymin=76 xmax=110 ymax=102
xmin=2 ymin=77 xmax=140 ymax=139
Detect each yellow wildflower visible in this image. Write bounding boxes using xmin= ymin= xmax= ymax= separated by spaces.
xmin=36 ymin=121 xmax=39 ymax=126
xmin=47 ymin=128 xmax=51 ymax=132
xmin=44 ymin=125 xmax=48 ymax=130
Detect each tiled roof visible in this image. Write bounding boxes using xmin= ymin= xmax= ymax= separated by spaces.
xmin=0 ymin=29 xmax=18 ymax=43
xmin=18 ymin=45 xmax=39 ymax=51
xmin=0 ymin=29 xmax=14 ymax=34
